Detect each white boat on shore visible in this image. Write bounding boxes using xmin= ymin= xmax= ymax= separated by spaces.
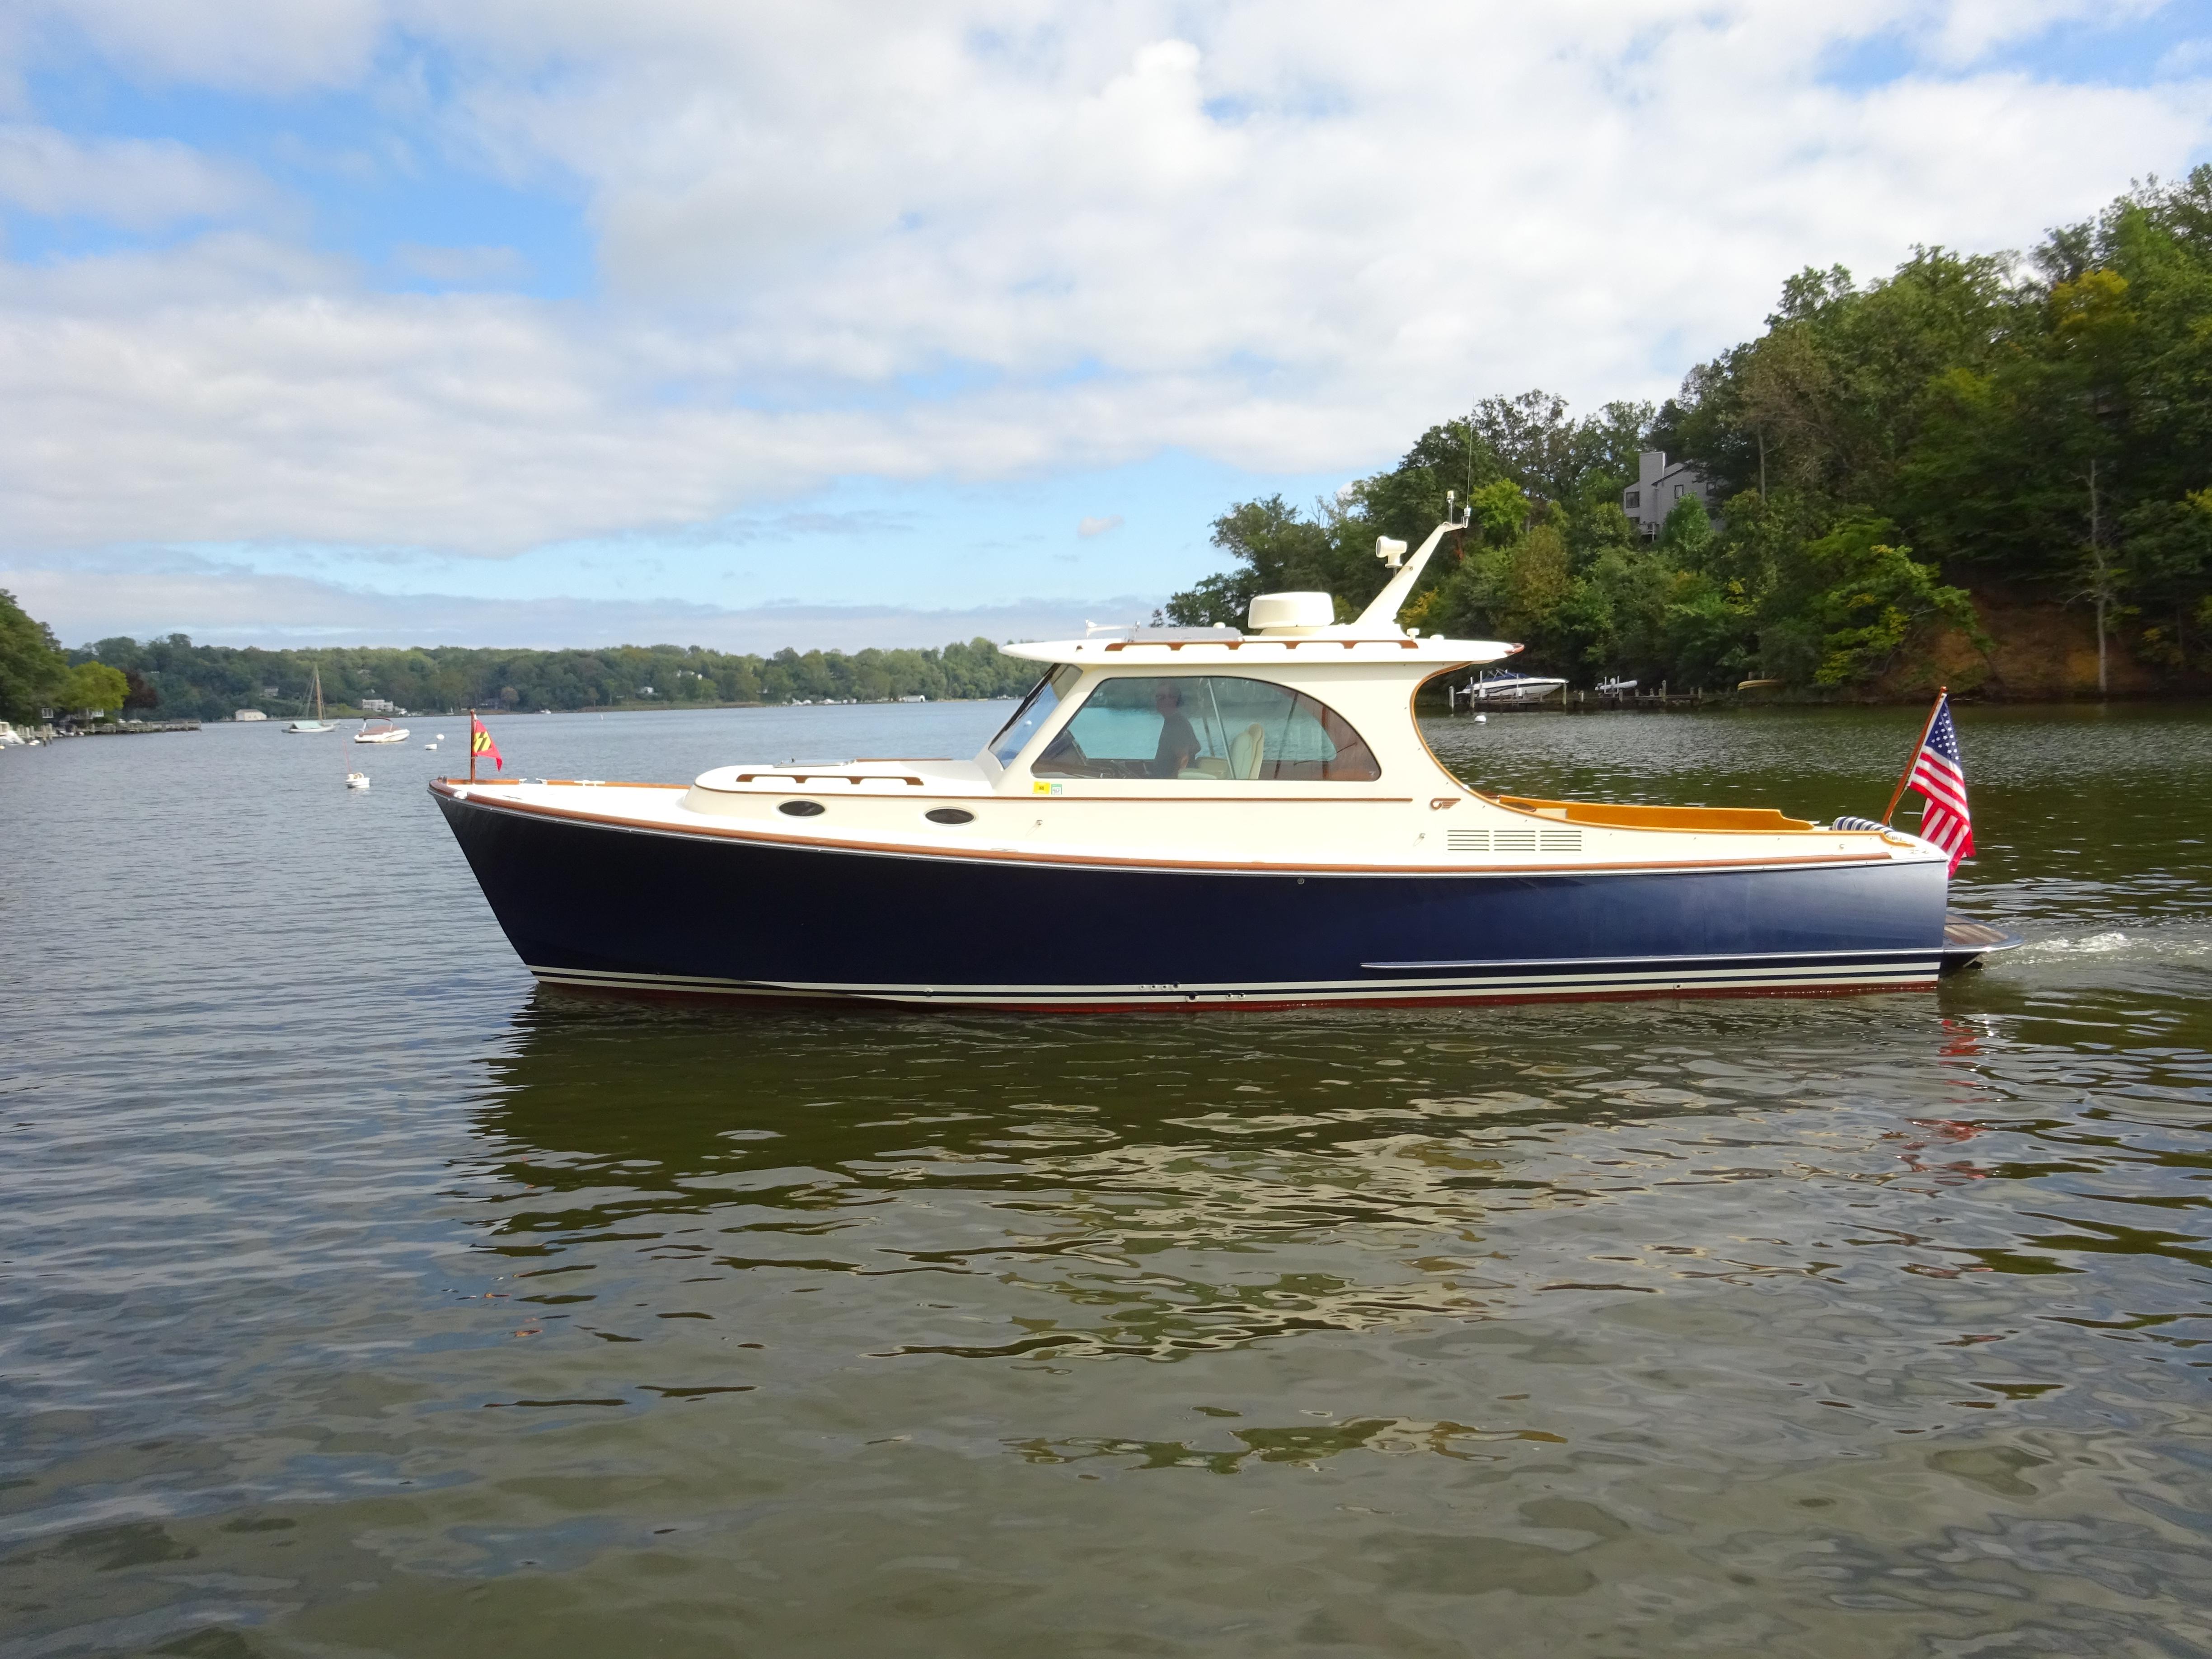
xmin=1449 ymin=670 xmax=1566 ymax=707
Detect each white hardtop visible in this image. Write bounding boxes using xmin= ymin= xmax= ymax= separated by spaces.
xmin=1009 ymin=516 xmax=1515 ymax=673
xmin=1004 ymin=632 xmax=1518 ymax=670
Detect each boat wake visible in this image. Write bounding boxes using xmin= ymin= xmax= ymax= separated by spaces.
xmin=2017 ymin=929 xmax=2212 ymax=961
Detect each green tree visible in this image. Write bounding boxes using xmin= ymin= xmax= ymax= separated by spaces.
xmin=64 ymin=660 xmax=130 ymax=717
xmin=1466 ymin=479 xmax=1529 ymax=547
xmin=0 ymin=590 xmax=69 ymax=722
xmin=1761 ymin=518 xmax=1982 ymax=689
xmin=1165 ymin=495 xmax=1349 ymax=627
xmin=1657 ymin=494 xmax=1716 ymax=560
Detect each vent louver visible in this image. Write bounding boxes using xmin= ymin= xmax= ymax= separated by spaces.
xmin=1445 ymin=826 xmax=1583 ymax=854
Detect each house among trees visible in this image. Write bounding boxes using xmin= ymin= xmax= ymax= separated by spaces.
xmin=1622 ymin=450 xmax=1712 ymax=537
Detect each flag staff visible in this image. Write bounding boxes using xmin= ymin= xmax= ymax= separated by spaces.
xmin=468 ymin=707 xmax=478 ymax=784
xmin=1881 ymin=686 xmax=1946 ymax=825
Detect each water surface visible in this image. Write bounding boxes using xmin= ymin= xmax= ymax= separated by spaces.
xmin=4 ymin=702 xmax=2210 ymax=1657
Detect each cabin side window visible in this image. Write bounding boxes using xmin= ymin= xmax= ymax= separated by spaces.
xmin=1033 ymin=675 xmax=1380 ymax=782
xmin=987 ymin=665 xmax=1081 ymax=767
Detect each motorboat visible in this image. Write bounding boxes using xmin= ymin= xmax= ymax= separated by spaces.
xmin=1457 ymin=670 xmax=1566 ymax=704
xmin=430 ymin=516 xmax=2017 ymax=1010
xmin=0 ymin=722 xmax=22 ymax=748
xmin=354 ymin=717 xmax=411 ymax=745
xmin=287 ymin=666 xmax=336 ymax=733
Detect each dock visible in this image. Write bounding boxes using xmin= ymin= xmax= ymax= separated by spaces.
xmin=1438 ymin=684 xmax=1727 ymax=714
xmin=42 ymin=719 xmax=202 ymax=738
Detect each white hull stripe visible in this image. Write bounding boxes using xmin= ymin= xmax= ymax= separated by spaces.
xmin=525 ymin=958 xmax=1942 ymax=1005
xmin=1365 ymin=945 xmax=1943 ymax=970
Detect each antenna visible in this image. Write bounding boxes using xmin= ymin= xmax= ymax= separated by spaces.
xmin=1466 ymin=411 xmax=1476 ymax=516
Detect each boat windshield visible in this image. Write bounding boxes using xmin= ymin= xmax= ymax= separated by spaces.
xmin=1033 ymin=675 xmax=1381 ymax=781
xmin=987 ymin=665 xmax=1080 ymax=766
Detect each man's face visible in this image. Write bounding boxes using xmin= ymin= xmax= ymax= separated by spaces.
xmin=1154 ymin=687 xmax=1179 ymax=715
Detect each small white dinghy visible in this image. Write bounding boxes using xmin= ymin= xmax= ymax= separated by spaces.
xmin=346 ymin=770 xmax=370 ymax=791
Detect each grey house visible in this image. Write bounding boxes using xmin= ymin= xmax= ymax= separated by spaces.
xmin=1622 ymin=450 xmax=1712 ymax=537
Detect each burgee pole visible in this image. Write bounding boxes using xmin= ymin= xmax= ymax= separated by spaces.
xmin=1881 ymin=686 xmax=1947 ymax=826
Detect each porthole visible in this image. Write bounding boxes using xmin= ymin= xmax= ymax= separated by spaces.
xmin=925 ymin=807 xmax=975 ymax=825
xmin=778 ymin=800 xmax=826 ymax=817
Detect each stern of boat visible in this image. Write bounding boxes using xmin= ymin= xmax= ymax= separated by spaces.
xmin=1937 ymin=913 xmax=2022 ymax=975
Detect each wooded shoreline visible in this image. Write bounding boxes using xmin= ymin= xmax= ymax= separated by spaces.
xmin=1168 ymin=170 xmax=2212 ymax=705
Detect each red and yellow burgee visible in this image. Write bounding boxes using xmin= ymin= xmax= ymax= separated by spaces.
xmin=470 ymin=712 xmax=503 ymax=777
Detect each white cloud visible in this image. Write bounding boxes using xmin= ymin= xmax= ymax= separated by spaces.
xmin=2 ymin=0 xmax=2207 ymax=594
xmin=2156 ymin=38 xmax=2212 ymax=78
xmin=1076 ymin=515 xmax=1123 ymax=538
xmin=22 ymin=0 xmax=385 ymax=94
xmin=0 ymin=124 xmax=273 ymax=228
xmin=1913 ymin=0 xmax=2166 ymax=69
xmin=0 ymin=553 xmax=1159 ymax=651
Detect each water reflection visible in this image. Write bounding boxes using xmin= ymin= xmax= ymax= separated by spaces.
xmin=470 ymin=988 xmax=2212 ymax=1411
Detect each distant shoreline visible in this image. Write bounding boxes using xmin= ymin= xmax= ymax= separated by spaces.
xmin=227 ymin=695 xmax=1019 ymax=722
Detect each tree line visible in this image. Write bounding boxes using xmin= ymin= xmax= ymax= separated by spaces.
xmin=0 ymin=603 xmax=1039 ymax=724
xmin=1169 ymin=169 xmax=2212 ymax=695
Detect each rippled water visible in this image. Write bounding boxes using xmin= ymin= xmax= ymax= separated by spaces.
xmin=4 ymin=702 xmax=2211 ymax=1657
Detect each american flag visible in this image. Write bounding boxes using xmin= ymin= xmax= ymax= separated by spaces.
xmin=1908 ymin=694 xmax=1974 ymax=873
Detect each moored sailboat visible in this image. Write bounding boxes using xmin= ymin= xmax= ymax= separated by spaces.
xmin=286 ymin=668 xmax=334 ymax=734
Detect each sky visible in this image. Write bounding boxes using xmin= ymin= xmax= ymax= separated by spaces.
xmin=1 ymin=1 xmax=2207 ymax=653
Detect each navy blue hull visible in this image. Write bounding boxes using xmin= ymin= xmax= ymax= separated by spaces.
xmin=432 ymin=788 xmax=1953 ymax=1009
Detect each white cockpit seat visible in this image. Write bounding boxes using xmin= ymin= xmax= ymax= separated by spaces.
xmin=1228 ymin=724 xmax=1266 ymax=780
